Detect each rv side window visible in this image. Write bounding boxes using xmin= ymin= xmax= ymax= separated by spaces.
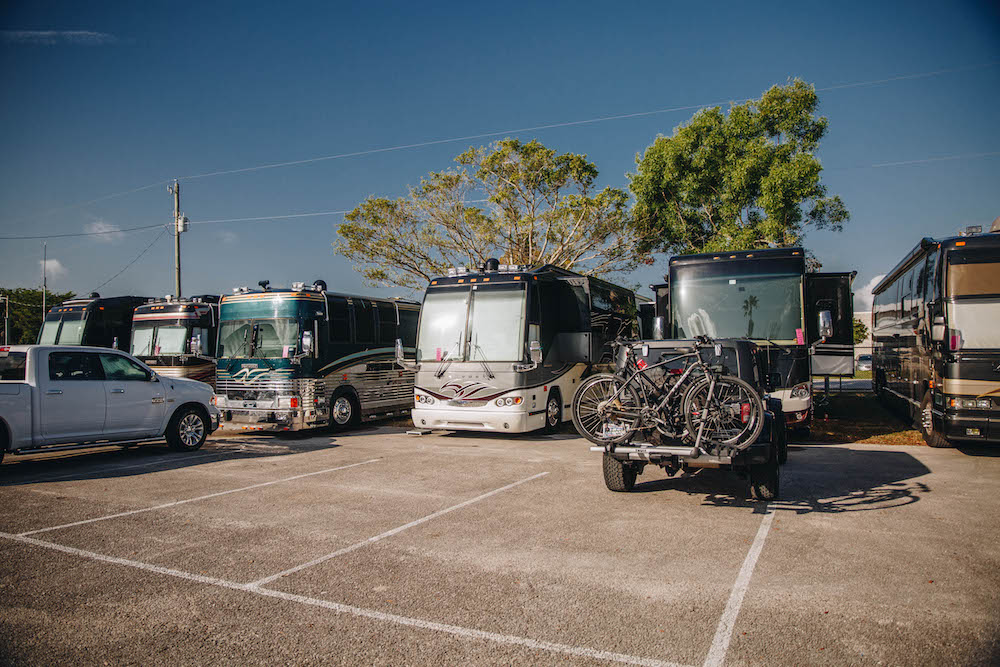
xmin=353 ymin=300 xmax=375 ymax=344
xmin=377 ymin=303 xmax=397 ymax=344
xmin=397 ymin=307 xmax=418 ymax=347
xmin=329 ymin=297 xmax=350 ymax=343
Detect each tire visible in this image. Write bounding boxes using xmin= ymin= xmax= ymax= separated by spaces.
xmin=330 ymin=391 xmax=361 ymax=431
xmin=602 ymin=453 xmax=637 ymax=492
xmin=749 ymin=448 xmax=780 ymax=501
xmin=920 ymin=392 xmax=952 ymax=448
xmin=165 ymin=406 xmax=208 ymax=452
xmin=683 ymin=375 xmax=765 ymax=450
xmin=571 ymin=374 xmax=640 ymax=446
xmin=543 ymin=389 xmax=562 ymax=434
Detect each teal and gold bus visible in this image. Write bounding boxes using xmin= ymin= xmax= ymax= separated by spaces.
xmin=213 ymin=280 xmax=420 ymax=431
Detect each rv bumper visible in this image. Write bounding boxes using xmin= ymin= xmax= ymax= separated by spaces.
xmin=940 ymin=410 xmax=1000 ymax=443
xmin=219 ymin=407 xmax=329 ymax=432
xmin=411 ymin=406 xmax=541 ymax=433
xmin=767 ymin=388 xmax=812 ymax=427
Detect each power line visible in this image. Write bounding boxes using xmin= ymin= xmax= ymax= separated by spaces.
xmin=89 ymin=229 xmax=168 ymax=293
xmin=5 ymin=60 xmax=997 ymax=227
xmin=0 ymin=222 xmax=164 ymax=241
xmin=870 ymin=151 xmax=1000 ymax=168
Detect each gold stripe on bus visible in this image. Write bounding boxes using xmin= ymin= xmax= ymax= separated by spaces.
xmin=940 ymin=378 xmax=1000 ymax=397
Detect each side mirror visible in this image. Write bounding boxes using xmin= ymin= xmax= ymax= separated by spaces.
xmin=652 ymin=316 xmax=665 ymax=341
xmin=190 ymin=333 xmax=203 ymax=356
xmin=818 ymin=310 xmax=833 ymax=340
xmin=112 ymin=336 xmax=119 ymax=350
xmin=931 ymin=315 xmax=946 ymax=342
xmin=395 ymin=337 xmax=418 ymax=371
xmin=529 ymin=340 xmax=543 ymax=365
xmin=301 ymin=330 xmax=314 ymax=356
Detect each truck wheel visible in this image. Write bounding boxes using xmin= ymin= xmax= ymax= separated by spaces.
xmin=920 ymin=393 xmax=952 ymax=448
xmin=331 ymin=392 xmax=361 ymax=431
xmin=749 ymin=450 xmax=780 ymax=501
xmin=603 ymin=453 xmax=637 ymax=492
xmin=543 ymin=390 xmax=562 ymax=434
xmin=166 ymin=407 xmax=208 ymax=452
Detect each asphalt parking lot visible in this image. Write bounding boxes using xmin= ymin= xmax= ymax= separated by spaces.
xmin=2 ymin=426 xmax=999 ymax=666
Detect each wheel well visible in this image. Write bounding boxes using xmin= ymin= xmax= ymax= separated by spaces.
xmin=0 ymin=418 xmax=9 ymax=452
xmin=169 ymin=402 xmax=209 ymax=428
xmin=547 ymin=387 xmax=562 ymax=418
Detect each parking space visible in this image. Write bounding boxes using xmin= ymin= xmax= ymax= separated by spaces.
xmin=2 ymin=427 xmax=999 ymax=665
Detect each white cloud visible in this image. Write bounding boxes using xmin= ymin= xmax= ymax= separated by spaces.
xmin=218 ymin=230 xmax=239 ymax=245
xmin=854 ymin=274 xmax=885 ymax=314
xmin=85 ymin=219 xmax=124 ymax=243
xmin=40 ymin=258 xmax=67 ymax=281
xmin=1 ymin=30 xmax=117 ymax=46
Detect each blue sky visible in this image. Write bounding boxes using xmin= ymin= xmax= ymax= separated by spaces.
xmin=1 ymin=0 xmax=998 ymax=312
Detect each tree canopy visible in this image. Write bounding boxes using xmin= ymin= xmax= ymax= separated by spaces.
xmin=629 ymin=79 xmax=848 ymax=256
xmin=853 ymin=317 xmax=869 ymax=345
xmin=336 ymin=139 xmax=655 ymax=289
xmin=0 ymin=287 xmax=75 ymax=344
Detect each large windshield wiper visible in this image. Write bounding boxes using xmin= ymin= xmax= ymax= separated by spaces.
xmin=470 ymin=334 xmax=495 ymax=379
xmin=760 ymin=338 xmax=792 ymax=355
xmin=434 ymin=341 xmax=461 ymax=378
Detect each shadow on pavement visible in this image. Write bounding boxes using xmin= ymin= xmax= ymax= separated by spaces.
xmin=629 ymin=445 xmax=932 ymax=514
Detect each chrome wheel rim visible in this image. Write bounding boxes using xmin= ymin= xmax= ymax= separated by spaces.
xmin=178 ymin=413 xmax=204 ymax=447
xmin=333 ymin=396 xmax=353 ymax=425
xmin=547 ymin=397 xmax=560 ymax=425
xmin=922 ymin=403 xmax=933 ymax=434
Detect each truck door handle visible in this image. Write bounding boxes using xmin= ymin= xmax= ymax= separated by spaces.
xmin=46 ymin=389 xmax=63 ymax=395
xmin=111 ymin=388 xmax=126 ymax=394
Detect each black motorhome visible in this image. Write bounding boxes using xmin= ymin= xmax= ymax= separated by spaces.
xmin=38 ymin=293 xmax=148 ymax=350
xmin=131 ymin=295 xmax=220 ymax=387
xmin=649 ymin=248 xmax=854 ymax=431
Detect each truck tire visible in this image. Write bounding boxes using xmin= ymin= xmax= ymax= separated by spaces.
xmin=543 ymin=389 xmax=562 ymax=434
xmin=603 ymin=453 xmax=637 ymax=492
xmin=165 ymin=406 xmax=208 ymax=452
xmin=330 ymin=391 xmax=361 ymax=431
xmin=749 ymin=449 xmax=780 ymax=501
xmin=920 ymin=393 xmax=952 ymax=449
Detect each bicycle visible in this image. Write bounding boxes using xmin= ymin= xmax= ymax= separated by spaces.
xmin=571 ymin=336 xmax=765 ymax=456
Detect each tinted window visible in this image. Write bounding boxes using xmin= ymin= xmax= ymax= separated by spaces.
xmin=353 ymin=300 xmax=375 ymax=344
xmin=49 ymin=352 xmax=104 ymax=381
xmin=398 ymin=307 xmax=418 ymax=347
xmin=0 ymin=351 xmax=27 ymax=381
xmin=378 ymin=303 xmax=397 ymax=344
xmin=328 ymin=296 xmax=350 ymax=343
xmin=99 ymin=354 xmax=150 ymax=381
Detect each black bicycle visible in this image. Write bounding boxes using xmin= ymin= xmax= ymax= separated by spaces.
xmin=571 ymin=336 xmax=765 ymax=455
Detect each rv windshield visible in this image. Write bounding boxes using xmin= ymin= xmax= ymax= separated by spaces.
xmin=218 ymin=318 xmax=299 ymax=359
xmin=131 ymin=324 xmax=190 ymax=356
xmin=417 ymin=287 xmax=527 ymax=362
xmin=948 ymin=300 xmax=1000 ymax=349
xmin=39 ymin=312 xmax=86 ymax=345
xmin=671 ymin=273 xmax=803 ymax=342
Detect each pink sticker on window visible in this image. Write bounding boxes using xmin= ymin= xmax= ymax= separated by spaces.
xmin=795 ymin=328 xmax=805 ymax=345
xmin=435 ymin=347 xmax=442 ymax=361
xmin=282 ymin=345 xmax=293 ymax=358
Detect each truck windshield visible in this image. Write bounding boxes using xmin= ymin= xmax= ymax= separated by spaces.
xmin=948 ymin=300 xmax=1000 ymax=350
xmin=417 ymin=287 xmax=527 ymax=362
xmin=218 ymin=318 xmax=299 ymax=358
xmin=39 ymin=312 xmax=86 ymax=345
xmin=671 ymin=273 xmax=802 ymax=342
xmin=131 ymin=323 xmax=190 ymax=356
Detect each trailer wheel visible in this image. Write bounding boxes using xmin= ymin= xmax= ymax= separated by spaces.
xmin=330 ymin=391 xmax=361 ymax=431
xmin=165 ymin=406 xmax=208 ymax=452
xmin=543 ymin=389 xmax=562 ymax=434
xmin=920 ymin=393 xmax=952 ymax=448
xmin=603 ymin=453 xmax=637 ymax=492
xmin=748 ymin=448 xmax=780 ymax=501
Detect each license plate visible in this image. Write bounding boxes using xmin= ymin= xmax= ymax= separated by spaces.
xmin=601 ymin=423 xmax=627 ymax=438
xmin=243 ymin=401 xmax=257 ymax=408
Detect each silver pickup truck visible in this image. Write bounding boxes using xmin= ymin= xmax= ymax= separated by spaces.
xmin=0 ymin=345 xmax=220 ymax=465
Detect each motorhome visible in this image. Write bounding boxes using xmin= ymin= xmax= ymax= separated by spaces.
xmin=648 ymin=248 xmax=854 ymax=432
xmin=131 ymin=295 xmax=220 ymax=387
xmin=38 ymin=293 xmax=148 ymax=351
xmin=872 ymin=224 xmax=1000 ymax=446
xmin=401 ymin=260 xmax=638 ymax=434
xmin=213 ymin=280 xmax=420 ymax=431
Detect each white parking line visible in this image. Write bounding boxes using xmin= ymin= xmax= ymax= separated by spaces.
xmin=251 ymin=471 xmax=550 ymax=586
xmin=702 ymin=505 xmax=775 ymax=667
xmin=0 ymin=532 xmax=691 ymax=667
xmin=19 ymin=459 xmax=380 ymax=537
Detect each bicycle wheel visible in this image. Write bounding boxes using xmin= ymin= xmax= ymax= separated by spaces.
xmin=682 ymin=374 xmax=764 ymax=450
xmin=571 ymin=373 xmax=641 ymax=446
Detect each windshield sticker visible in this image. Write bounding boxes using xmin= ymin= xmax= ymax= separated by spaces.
xmin=795 ymin=328 xmax=805 ymax=344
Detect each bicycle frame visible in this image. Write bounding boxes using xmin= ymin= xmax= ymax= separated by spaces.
xmin=604 ymin=347 xmax=710 ymax=420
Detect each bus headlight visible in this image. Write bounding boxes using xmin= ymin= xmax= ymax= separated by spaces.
xmin=496 ymin=397 xmax=523 ymax=406
xmin=948 ymin=396 xmax=991 ymax=409
xmin=415 ymin=393 xmax=435 ymax=405
xmin=790 ymin=382 xmax=811 ymax=399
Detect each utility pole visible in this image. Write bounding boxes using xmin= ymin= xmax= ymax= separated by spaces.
xmin=2 ymin=294 xmax=8 ymax=345
xmin=168 ymin=180 xmax=188 ymax=298
xmin=41 ymin=242 xmax=47 ymax=318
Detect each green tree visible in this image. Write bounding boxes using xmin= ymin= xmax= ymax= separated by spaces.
xmin=0 ymin=287 xmax=76 ymax=344
xmin=853 ymin=317 xmax=869 ymax=345
xmin=336 ymin=139 xmax=655 ymax=289
xmin=629 ymin=79 xmax=849 ymax=256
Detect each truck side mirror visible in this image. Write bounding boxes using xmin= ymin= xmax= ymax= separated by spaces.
xmin=301 ymin=330 xmax=313 ymax=356
xmin=818 ymin=310 xmax=833 ymax=340
xmin=529 ymin=340 xmax=543 ymax=364
xmin=190 ymin=333 xmax=203 ymax=356
xmin=652 ymin=316 xmax=665 ymax=341
xmin=931 ymin=315 xmax=946 ymax=342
